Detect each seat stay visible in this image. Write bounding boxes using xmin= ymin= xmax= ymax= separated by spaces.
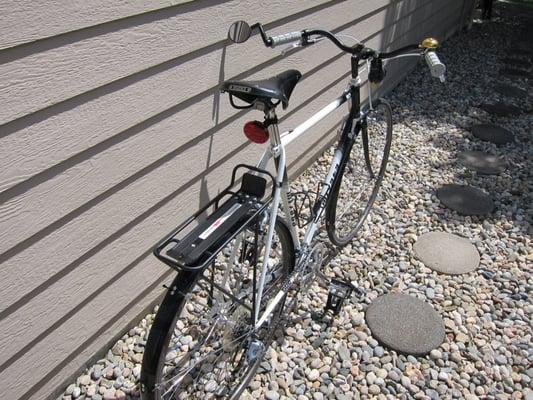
xmin=251 ymin=89 xmax=351 ymax=321
xmin=254 ymin=90 xmax=350 ymax=252
xmin=253 ymin=141 xmax=286 ymax=323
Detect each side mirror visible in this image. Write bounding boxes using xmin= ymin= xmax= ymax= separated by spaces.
xmin=228 ymin=21 xmax=252 ymax=43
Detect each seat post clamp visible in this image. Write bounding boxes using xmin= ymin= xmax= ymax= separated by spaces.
xmin=349 ymin=77 xmax=362 ymax=88
xmin=263 ymin=115 xmax=279 ymax=127
xmin=270 ymin=144 xmax=281 ymax=157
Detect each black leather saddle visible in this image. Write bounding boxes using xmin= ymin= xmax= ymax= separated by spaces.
xmin=221 ymin=69 xmax=302 ymax=109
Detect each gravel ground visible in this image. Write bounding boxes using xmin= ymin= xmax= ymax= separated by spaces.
xmin=59 ymin=4 xmax=532 ymax=400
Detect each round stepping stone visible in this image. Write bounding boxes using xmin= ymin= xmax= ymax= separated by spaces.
xmin=436 ymin=184 xmax=494 ymax=215
xmin=471 ymin=124 xmax=514 ymax=144
xmin=413 ymin=232 xmax=480 ymax=275
xmin=457 ymin=150 xmax=506 ymax=174
xmin=500 ymin=67 xmax=531 ymax=78
xmin=479 ymin=102 xmax=522 ymax=117
xmin=494 ymin=83 xmax=528 ymax=99
xmin=365 ymin=294 xmax=444 ymax=356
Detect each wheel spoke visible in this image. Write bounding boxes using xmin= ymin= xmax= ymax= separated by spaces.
xmin=147 ymin=220 xmax=294 ymax=399
xmin=160 ymin=329 xmax=253 ymax=396
xmin=336 ymin=173 xmax=374 ymax=222
xmin=326 ymin=100 xmax=392 ymax=245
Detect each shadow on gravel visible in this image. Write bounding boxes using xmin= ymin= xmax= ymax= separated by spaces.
xmin=387 ymin=2 xmax=532 ymax=238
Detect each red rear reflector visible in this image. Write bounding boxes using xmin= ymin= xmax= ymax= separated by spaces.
xmin=243 ymin=121 xmax=269 ymax=144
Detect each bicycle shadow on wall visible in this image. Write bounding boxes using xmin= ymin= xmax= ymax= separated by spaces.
xmin=377 ymin=0 xmax=453 ymax=62
xmin=378 ymin=0 xmax=417 ymax=54
xmin=201 ymin=1 xmax=356 ymax=213
xmin=196 ymin=47 xmax=228 ymax=218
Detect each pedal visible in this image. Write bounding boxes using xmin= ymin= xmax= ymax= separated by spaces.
xmin=323 ymin=279 xmax=355 ymax=316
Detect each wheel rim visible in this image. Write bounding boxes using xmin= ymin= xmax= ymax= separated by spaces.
xmin=332 ymin=101 xmax=391 ymax=241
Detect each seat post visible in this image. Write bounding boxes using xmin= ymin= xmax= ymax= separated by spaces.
xmin=265 ymin=106 xmax=288 ymax=189
xmin=265 ymin=108 xmax=281 ymax=148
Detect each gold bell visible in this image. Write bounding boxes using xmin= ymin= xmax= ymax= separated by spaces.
xmin=421 ymin=38 xmax=439 ymax=49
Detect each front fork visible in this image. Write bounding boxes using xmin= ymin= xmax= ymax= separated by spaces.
xmin=360 ymin=119 xmax=374 ymax=179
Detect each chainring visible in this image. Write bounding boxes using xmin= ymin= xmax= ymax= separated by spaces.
xmin=299 ymin=242 xmax=328 ymax=293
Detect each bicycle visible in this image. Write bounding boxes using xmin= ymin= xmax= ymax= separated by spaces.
xmin=140 ymin=20 xmax=446 ymax=400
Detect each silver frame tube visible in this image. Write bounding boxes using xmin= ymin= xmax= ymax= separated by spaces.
xmin=252 ymin=91 xmax=349 ymax=328
xmin=281 ymin=92 xmax=349 ymax=147
xmin=254 ymin=145 xmax=285 ymax=322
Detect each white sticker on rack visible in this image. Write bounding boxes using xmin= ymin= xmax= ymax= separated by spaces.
xmin=198 ymin=203 xmax=242 ymax=240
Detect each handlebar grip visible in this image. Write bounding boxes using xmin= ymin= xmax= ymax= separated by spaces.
xmin=425 ymin=51 xmax=446 ymax=82
xmin=270 ymin=31 xmax=302 ymax=47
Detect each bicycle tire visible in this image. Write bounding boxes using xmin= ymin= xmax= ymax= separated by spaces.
xmin=141 ymin=218 xmax=295 ymax=400
xmin=325 ymin=98 xmax=393 ymax=247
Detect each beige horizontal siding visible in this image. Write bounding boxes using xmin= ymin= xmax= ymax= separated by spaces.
xmin=0 ymin=0 xmax=338 ymax=125
xmin=0 ymin=0 xmax=374 ymax=193
xmin=0 ymin=0 xmax=448 ymax=324
xmin=0 ymin=73 xmax=349 ymax=371
xmin=0 ymin=0 xmax=196 ymax=50
xmin=0 ymin=0 xmax=394 ymax=252
xmin=0 ymin=0 xmax=467 ymax=398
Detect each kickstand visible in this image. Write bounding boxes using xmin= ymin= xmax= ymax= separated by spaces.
xmin=310 ymin=279 xmax=365 ymax=348
xmin=312 ymin=278 xmax=362 ymax=323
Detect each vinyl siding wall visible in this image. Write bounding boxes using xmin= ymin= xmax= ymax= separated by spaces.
xmin=0 ymin=1 xmax=473 ymax=399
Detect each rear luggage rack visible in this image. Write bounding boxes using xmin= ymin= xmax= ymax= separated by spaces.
xmin=154 ymin=164 xmax=275 ymax=272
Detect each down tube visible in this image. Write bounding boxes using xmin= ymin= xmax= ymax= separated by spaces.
xmin=255 ymin=150 xmax=299 ymax=248
xmin=303 ymin=144 xmax=344 ymax=246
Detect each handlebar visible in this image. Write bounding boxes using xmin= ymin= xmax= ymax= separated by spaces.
xmin=303 ymin=29 xmax=364 ymax=54
xmin=244 ymin=22 xmax=446 ymax=82
xmin=424 ymin=51 xmax=446 ymax=82
xmin=270 ymin=31 xmax=303 ymax=47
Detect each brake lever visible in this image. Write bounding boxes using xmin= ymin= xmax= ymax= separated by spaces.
xmin=307 ymin=37 xmax=326 ymax=44
xmin=280 ymin=37 xmax=325 ymax=56
xmin=281 ymin=41 xmax=302 ymax=56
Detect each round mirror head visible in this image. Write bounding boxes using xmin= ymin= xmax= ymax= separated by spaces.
xmin=228 ymin=21 xmax=252 ymax=43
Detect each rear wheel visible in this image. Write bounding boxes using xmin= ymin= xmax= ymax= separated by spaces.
xmin=325 ymin=99 xmax=393 ymax=246
xmin=140 ymin=218 xmax=294 ymax=400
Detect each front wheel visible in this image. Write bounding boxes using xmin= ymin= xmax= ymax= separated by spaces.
xmin=140 ymin=218 xmax=295 ymax=400
xmin=325 ymin=98 xmax=393 ymax=247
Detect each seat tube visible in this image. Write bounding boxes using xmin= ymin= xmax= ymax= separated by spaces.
xmin=254 ymin=108 xmax=285 ymax=323
xmin=266 ymin=108 xmax=284 ymax=191
xmin=266 ymin=109 xmax=300 ymax=248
